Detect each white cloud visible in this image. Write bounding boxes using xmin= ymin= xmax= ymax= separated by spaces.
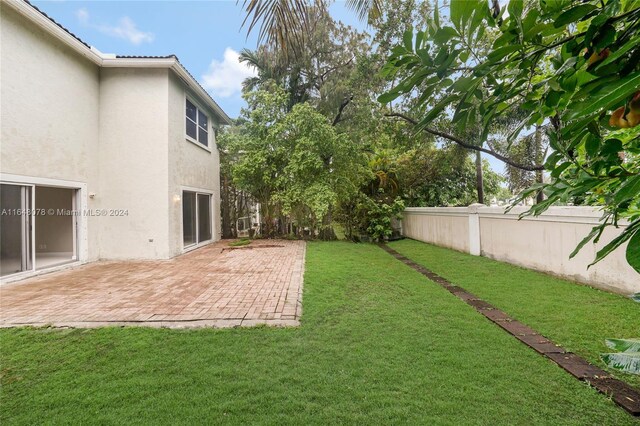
xmin=201 ymin=48 xmax=258 ymax=98
xmin=75 ymin=8 xmax=89 ymax=25
xmin=97 ymin=17 xmax=154 ymax=45
xmin=75 ymin=8 xmax=154 ymax=45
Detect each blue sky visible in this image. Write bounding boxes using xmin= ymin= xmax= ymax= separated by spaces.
xmin=32 ymin=1 xmax=503 ymax=173
xmin=32 ymin=1 xmax=365 ymax=119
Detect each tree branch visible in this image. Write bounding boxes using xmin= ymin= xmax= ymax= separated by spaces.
xmin=332 ymin=95 xmax=354 ymax=126
xmin=385 ymin=113 xmax=545 ymax=171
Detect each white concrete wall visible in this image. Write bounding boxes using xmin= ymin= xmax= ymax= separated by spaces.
xmin=402 ymin=208 xmax=470 ymax=253
xmin=98 ymin=68 xmax=171 ymax=259
xmin=402 ymin=206 xmax=639 ymax=295
xmin=0 ymin=4 xmax=100 ymax=261
xmin=167 ymin=74 xmax=221 ymax=257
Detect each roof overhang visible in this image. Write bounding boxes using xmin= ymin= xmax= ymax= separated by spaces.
xmin=5 ymin=0 xmax=232 ymax=125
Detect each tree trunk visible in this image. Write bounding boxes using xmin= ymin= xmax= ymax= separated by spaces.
xmin=221 ymin=174 xmax=234 ymax=239
xmin=475 ymin=150 xmax=485 ymax=204
xmin=318 ymin=208 xmax=337 ymax=241
xmin=534 ymin=125 xmax=545 ymax=204
xmin=262 ymin=204 xmax=273 ymax=238
xmin=536 ymin=170 xmax=544 ymax=203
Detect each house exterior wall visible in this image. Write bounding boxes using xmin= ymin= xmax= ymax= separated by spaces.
xmin=0 ymin=4 xmax=100 ymax=261
xmin=402 ymin=206 xmax=639 ymax=295
xmin=167 ymin=74 xmax=222 ymax=257
xmin=98 ymin=68 xmax=171 ymax=259
xmin=1 ymin=1 xmax=225 ymax=279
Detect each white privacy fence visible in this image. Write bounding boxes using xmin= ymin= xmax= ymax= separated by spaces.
xmin=401 ymin=205 xmax=639 ymax=295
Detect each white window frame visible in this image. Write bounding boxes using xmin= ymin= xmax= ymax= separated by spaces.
xmin=184 ymin=95 xmax=212 ymax=152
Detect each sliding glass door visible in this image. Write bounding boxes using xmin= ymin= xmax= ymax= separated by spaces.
xmin=183 ymin=191 xmax=212 ymax=248
xmin=197 ymin=193 xmax=212 ymax=243
xmin=0 ymin=184 xmax=33 ymax=277
xmin=182 ymin=192 xmax=197 ymax=247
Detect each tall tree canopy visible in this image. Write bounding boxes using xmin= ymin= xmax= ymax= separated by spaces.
xmin=380 ymin=0 xmax=640 ymax=270
xmin=219 ymin=86 xmax=366 ymax=238
xmin=228 ymin=0 xmax=514 ymax=241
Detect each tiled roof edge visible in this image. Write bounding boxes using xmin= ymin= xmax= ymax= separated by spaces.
xmin=24 ymin=0 xmax=90 ymax=49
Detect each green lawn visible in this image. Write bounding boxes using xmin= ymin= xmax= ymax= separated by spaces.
xmin=389 ymin=238 xmax=640 ymax=390
xmin=1 ymin=242 xmax=637 ymax=424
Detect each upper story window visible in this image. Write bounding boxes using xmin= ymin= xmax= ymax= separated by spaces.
xmin=186 ymin=98 xmax=209 ymax=147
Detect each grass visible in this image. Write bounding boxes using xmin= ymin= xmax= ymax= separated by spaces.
xmin=228 ymin=238 xmax=252 ymax=247
xmin=389 ymin=238 xmax=640 ymax=389
xmin=1 ymin=242 xmax=637 ymax=424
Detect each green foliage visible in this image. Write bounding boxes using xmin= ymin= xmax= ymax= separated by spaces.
xmin=602 ymin=338 xmax=640 ymax=375
xmin=365 ymin=196 xmax=405 ymax=241
xmin=396 ymin=146 xmax=504 ymax=206
xmin=240 ymin=7 xmax=370 ymax=120
xmin=238 ymin=2 xmax=504 ymax=241
xmin=334 ymin=192 xmax=405 ymax=242
xmin=606 ymin=338 xmax=640 ymax=353
xmin=380 ymin=0 xmax=640 ymax=272
xmin=221 ymin=86 xmax=366 ymax=238
xmin=273 ymin=102 xmax=365 ymax=229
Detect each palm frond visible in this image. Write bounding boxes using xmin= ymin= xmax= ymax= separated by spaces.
xmin=240 ymin=0 xmax=310 ymax=54
xmin=239 ymin=48 xmax=263 ymax=69
xmin=345 ymin=0 xmax=381 ymax=21
xmin=240 ymin=0 xmax=379 ymax=54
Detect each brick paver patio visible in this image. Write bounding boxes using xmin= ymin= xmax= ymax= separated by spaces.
xmin=0 ymin=240 xmax=305 ymax=328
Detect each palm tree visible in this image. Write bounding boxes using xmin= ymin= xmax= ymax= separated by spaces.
xmin=240 ymin=0 xmax=380 ymax=54
xmin=239 ymin=47 xmax=311 ymax=110
xmin=238 ymin=48 xmax=278 ymax=93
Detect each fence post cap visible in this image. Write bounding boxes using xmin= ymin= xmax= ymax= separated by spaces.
xmin=468 ymin=203 xmax=486 ymax=213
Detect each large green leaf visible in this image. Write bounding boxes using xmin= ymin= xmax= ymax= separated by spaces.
xmin=606 ymin=338 xmax=640 ymax=353
xmin=614 ymin=175 xmax=640 ymax=204
xmin=433 ymin=27 xmax=459 ymax=45
xmin=554 ymin=4 xmax=598 ymax=28
xmin=416 ymin=94 xmax=460 ymax=129
xmin=450 ymin=0 xmax=468 ymax=30
xmin=596 ymin=34 xmax=640 ymax=69
xmin=377 ymin=90 xmax=402 ymax=104
xmin=584 ymin=134 xmax=600 ymax=157
xmin=487 ymin=45 xmax=521 ymax=62
xmin=590 ymin=220 xmax=640 ymax=267
xmin=450 ymin=0 xmax=482 ymax=31
xmin=403 ymin=30 xmax=413 ymax=52
xmin=570 ymin=222 xmax=605 ymax=259
xmin=565 ymin=72 xmax=640 ymax=122
xmin=626 ymin=229 xmax=640 ymax=274
xmin=601 ymin=352 xmax=640 ymax=375
xmin=507 ymin=0 xmax=523 ymax=21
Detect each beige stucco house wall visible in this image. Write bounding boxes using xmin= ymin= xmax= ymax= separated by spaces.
xmin=0 ymin=0 xmax=230 ymax=281
xmin=167 ymin=73 xmax=222 ymax=257
xmin=1 ymin=2 xmax=101 ymax=264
